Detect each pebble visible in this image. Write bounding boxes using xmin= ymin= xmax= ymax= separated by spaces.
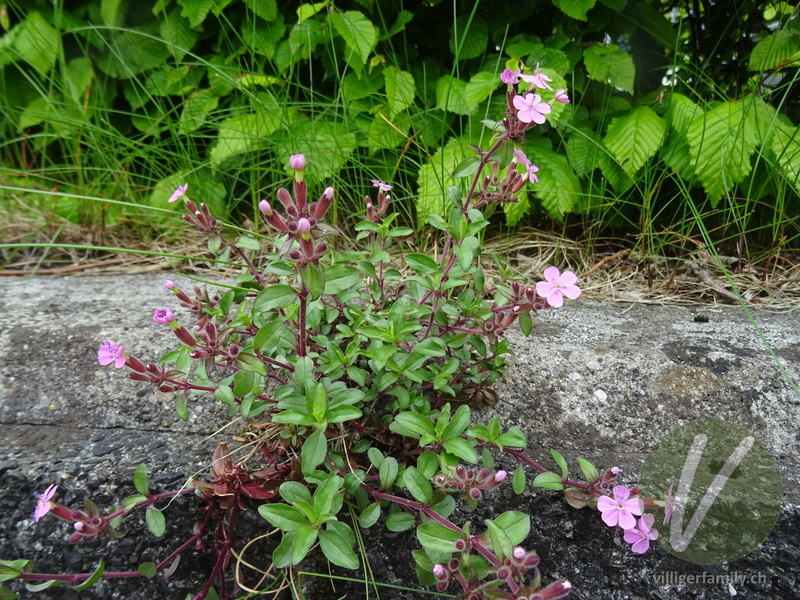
xmin=593 ymin=389 xmax=607 ymax=402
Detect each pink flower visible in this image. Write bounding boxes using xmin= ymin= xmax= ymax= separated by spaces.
xmin=153 ymin=308 xmax=175 ymax=324
xmin=535 ymin=267 xmax=582 ymax=308
xmin=500 ymin=68 xmax=521 ymax=85
xmin=98 ymin=340 xmax=126 ymax=368
xmin=554 ymin=88 xmax=570 ymax=104
xmin=514 ymin=148 xmax=531 ymax=165
xmin=168 ymin=183 xmax=188 ymax=203
xmin=371 ymin=180 xmax=392 ymax=192
xmin=524 ymin=163 xmax=539 ymax=184
xmin=290 ymin=154 xmax=306 ymax=170
xmin=623 ymin=513 xmax=659 ymax=554
xmin=33 ymin=484 xmax=57 ymax=522
xmin=521 ymin=65 xmax=553 ymax=90
xmin=597 ymin=485 xmax=644 ymax=530
xmin=512 ymin=93 xmax=551 ymax=124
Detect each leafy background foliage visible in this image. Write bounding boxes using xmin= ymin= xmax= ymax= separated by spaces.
xmin=1 ymin=0 xmax=798 ymax=256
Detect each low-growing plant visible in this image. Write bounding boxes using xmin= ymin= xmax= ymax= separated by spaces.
xmin=4 ymin=68 xmax=670 ymax=600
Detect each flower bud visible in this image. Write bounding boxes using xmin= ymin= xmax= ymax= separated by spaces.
xmin=432 ymin=564 xmax=446 ymax=580
xmin=258 ymin=200 xmax=273 ymax=216
xmin=496 ymin=567 xmax=510 ymax=580
xmin=290 ymin=154 xmax=306 ymax=170
xmin=494 ymin=470 xmax=507 ymax=482
xmin=297 ymin=218 xmax=311 ymax=234
xmin=153 ymin=308 xmax=175 ymax=324
xmin=164 ymin=280 xmax=175 ymax=290
xmin=174 ymin=325 xmax=197 ymax=346
xmin=513 ymin=546 xmax=526 ymax=560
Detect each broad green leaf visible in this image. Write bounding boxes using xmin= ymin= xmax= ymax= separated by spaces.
xmin=417 ymin=521 xmax=461 ymax=553
xmin=160 ymin=8 xmax=199 ymax=61
xmin=244 ymin=0 xmax=277 ymax=21
xmin=101 ymin=0 xmax=126 ymax=27
xmin=12 ymin=12 xmax=58 ymax=75
xmin=280 ymin=481 xmax=313 ymax=505
xmin=301 ymin=429 xmax=328 ymax=475
xmin=234 ymin=353 xmax=268 ymax=377
xmin=404 ymin=253 xmax=439 ymax=275
xmin=583 ymin=44 xmax=635 ymax=93
xmin=323 ymin=265 xmax=360 ymax=294
xmin=211 ymin=106 xmax=282 ymax=164
xmin=389 ymin=412 xmax=436 ymax=439
xmin=330 ymin=11 xmax=378 ymax=66
xmin=319 ymin=527 xmax=360 ymax=569
xmin=687 ymin=99 xmax=760 ymax=203
xmin=667 ymin=93 xmax=702 ymax=134
xmin=577 ymin=457 xmax=600 ymax=483
xmin=772 ymin=124 xmax=800 ymax=196
xmin=485 ymin=519 xmax=512 ymax=559
xmin=384 ymin=66 xmax=415 ymax=118
xmin=550 ymin=449 xmax=569 ymax=478
xmin=253 ymin=284 xmax=298 ymax=313
xmin=379 ymin=456 xmax=399 ymax=490
xmin=313 ymin=475 xmax=343 ymax=516
xmin=435 ymin=75 xmax=472 ymax=115
xmin=442 ymin=437 xmax=478 ymax=463
xmin=385 ymin=511 xmax=416 ymax=532
xmin=179 ymin=89 xmax=218 ymax=133
xmin=749 ymin=29 xmax=799 ymax=71
xmin=493 ymin=511 xmax=530 ymax=545
xmin=413 ymin=337 xmax=447 ymax=357
xmin=297 ymin=2 xmax=327 ymax=23
xmin=137 ymin=562 xmax=157 ymax=579
xmin=465 ymin=71 xmax=500 ymax=111
xmin=532 ymin=471 xmax=564 ymax=491
xmin=449 ymin=15 xmax=488 ymax=60
xmin=275 ymin=117 xmax=358 ymax=184
xmin=258 ymin=504 xmax=310 ymax=531
xmin=359 ymin=502 xmax=381 ymax=528
xmin=300 ymin=263 xmax=325 ymax=300
xmin=553 ymin=0 xmax=596 ymax=21
xmin=403 ymin=466 xmax=433 ymax=504
xmin=292 ymin=524 xmax=318 ymax=564
xmin=603 ymin=106 xmax=666 ymax=177
xmin=145 ymin=508 xmax=166 ymax=537
xmin=133 ymin=464 xmax=149 ymax=496
xmin=96 ymin=30 xmax=171 ymax=79
xmin=174 ymin=392 xmax=189 ymax=421
xmin=518 ymin=312 xmax=532 ymax=336
xmin=528 ymin=148 xmax=581 ymax=221
xmin=416 ymin=139 xmax=471 ymax=227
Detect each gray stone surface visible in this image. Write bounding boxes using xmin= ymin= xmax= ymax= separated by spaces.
xmin=0 ymin=274 xmax=798 ymax=599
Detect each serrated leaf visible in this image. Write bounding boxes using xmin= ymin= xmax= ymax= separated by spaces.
xmin=330 ymin=11 xmax=378 ymax=66
xmin=384 ymin=66 xmax=415 ymax=118
xmin=772 ymin=123 xmax=800 ymax=196
xmin=503 ymin=182 xmax=529 ymax=227
xmin=553 ymin=0 xmax=597 ymax=21
xmin=12 ymin=12 xmax=58 ymax=75
xmin=628 ymin=1 xmax=677 ymax=48
xmin=211 ymin=109 xmax=282 ymax=164
xmin=160 ymin=8 xmax=199 ymax=62
xmin=145 ymin=508 xmax=166 ymax=537
xmin=435 ymin=75 xmax=472 ymax=115
xmin=749 ymin=29 xmax=799 ymax=71
xmin=603 ymin=106 xmax=666 ymax=176
xmin=449 ymin=15 xmax=487 ymax=60
xmin=583 ymin=44 xmax=635 ymax=93
xmin=244 ymin=0 xmax=277 ymax=21
xmin=529 ymin=148 xmax=581 ymax=221
xmin=687 ymin=100 xmax=760 ymax=203
xmin=178 ymin=0 xmax=214 ymax=27
xmin=416 ymin=140 xmax=471 ymax=227
xmin=101 ymin=0 xmax=127 ymax=27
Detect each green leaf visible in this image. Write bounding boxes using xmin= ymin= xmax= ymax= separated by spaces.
xmin=772 ymin=123 xmax=800 ymax=196
xmin=137 ymin=562 xmax=157 ymax=579
xmin=12 ymin=12 xmax=58 ymax=75
xmin=435 ymin=75 xmax=472 ymax=115
xmin=603 ymin=106 xmax=666 ymax=177
xmin=629 ymin=1 xmax=677 ymax=49
xmin=529 ymin=148 xmax=581 ymax=221
xmin=253 ymin=284 xmax=298 ymax=313
xmin=379 ymin=456 xmax=399 ymax=490
xmin=174 ymin=392 xmax=189 ymax=421
xmin=404 ymin=253 xmax=439 ymax=275
xmin=687 ymin=99 xmax=760 ymax=202
xmin=449 ymin=15 xmax=488 ymax=60
xmin=550 ymin=449 xmax=569 ymax=479
xmin=512 ymin=465 xmax=526 ymax=494
xmin=583 ymin=44 xmax=635 ymax=93
xmin=330 ymin=11 xmax=378 ymax=66
xmin=403 ymin=467 xmax=433 ymax=504
xmin=300 ymin=263 xmax=325 ymax=300
xmin=96 ymin=30 xmax=171 ymax=79
xmin=417 ymin=522 xmax=461 ymax=553
xmin=258 ymin=504 xmax=310 ymax=532
xmin=133 ymin=464 xmax=150 ymax=496
xmin=145 ymin=508 xmax=166 ymax=537
xmin=518 ymin=312 xmax=532 ymax=336
xmin=297 ymin=2 xmax=327 ymax=23
xmin=493 ymin=511 xmax=531 ymax=546
xmin=272 ymin=531 xmax=295 ymax=568
xmin=312 ymin=475 xmax=343 ymax=516
xmin=452 ymin=156 xmax=481 ymax=179
xmin=101 ymin=0 xmax=127 ymax=27
xmin=319 ymin=527 xmax=360 ymax=569
xmin=244 ymin=0 xmax=277 ymax=21
xmin=280 ymin=481 xmax=313 ymax=505
xmin=234 ymin=353 xmax=268 ymax=377
xmin=178 ymin=0 xmax=214 ymax=27
xmin=359 ymin=502 xmax=381 ymax=528
xmin=442 ymin=437 xmax=478 ymax=463
xmin=465 ymin=71 xmax=499 ymax=111
xmin=553 ymin=0 xmax=597 ymax=21
xmin=416 ymin=140 xmax=471 ymax=227
xmin=211 ymin=107 xmax=283 ymax=164
xmin=385 ymin=511 xmax=416 ymax=532
xmin=532 ymin=472 xmax=564 ymax=491
xmin=72 ymin=560 xmax=105 ymax=590
xmin=292 ymin=524 xmax=318 ymax=564
xmin=577 ymin=457 xmax=600 ymax=484
xmin=301 ymin=429 xmax=328 ymax=475
xmin=749 ymin=29 xmax=799 ymax=71
xmin=323 ymin=265 xmax=360 ymax=294
xmin=384 ymin=66 xmax=416 ymax=118
xmin=389 ymin=412 xmax=436 ymax=439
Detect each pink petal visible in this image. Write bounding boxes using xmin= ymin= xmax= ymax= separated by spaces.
xmin=612 ymin=485 xmax=631 ymax=501
xmin=546 ymin=290 xmax=564 ymax=308
xmin=631 ymin=538 xmax=650 ymax=554
xmin=536 ymin=281 xmax=556 ymax=298
xmin=512 ymin=95 xmax=528 ymax=111
xmin=600 ymin=508 xmax=620 ymax=528
xmin=617 ymin=510 xmax=637 ymax=531
xmin=559 ymin=270 xmax=578 ymax=286
xmin=543 ymin=266 xmax=561 ymax=284
xmin=562 ymin=285 xmax=582 ymax=300
xmin=623 ymin=529 xmax=642 ymax=544
xmin=597 ymin=495 xmax=616 ymax=513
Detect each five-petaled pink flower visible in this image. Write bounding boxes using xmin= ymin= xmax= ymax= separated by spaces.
xmin=521 ymin=65 xmax=553 ymax=90
xmin=512 ymin=93 xmax=551 ymax=124
xmin=535 ymin=267 xmax=581 ymax=308
xmin=371 ymin=180 xmax=392 ymax=192
xmin=623 ymin=513 xmax=659 ymax=554
xmin=153 ymin=308 xmax=175 ymax=324
xmin=597 ymin=485 xmax=644 ymax=530
xmin=98 ymin=340 xmax=126 ymax=368
xmin=554 ymin=88 xmax=570 ymax=104
xmin=33 ymin=484 xmax=57 ymax=522
xmin=168 ymin=183 xmax=188 ymax=203
xmin=500 ymin=68 xmax=521 ymax=85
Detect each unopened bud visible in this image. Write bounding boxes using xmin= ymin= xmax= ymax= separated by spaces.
xmin=164 ymin=280 xmax=175 ymax=290
xmin=494 ymin=470 xmax=507 ymax=482
xmin=297 ymin=218 xmax=311 ymax=234
xmin=433 ymin=564 xmax=446 ymax=580
xmin=290 ymin=154 xmax=306 ymax=170
xmin=153 ymin=307 xmax=175 ymax=324
xmin=513 ymin=546 xmax=526 ymax=560
xmin=258 ymin=200 xmax=272 ymax=216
